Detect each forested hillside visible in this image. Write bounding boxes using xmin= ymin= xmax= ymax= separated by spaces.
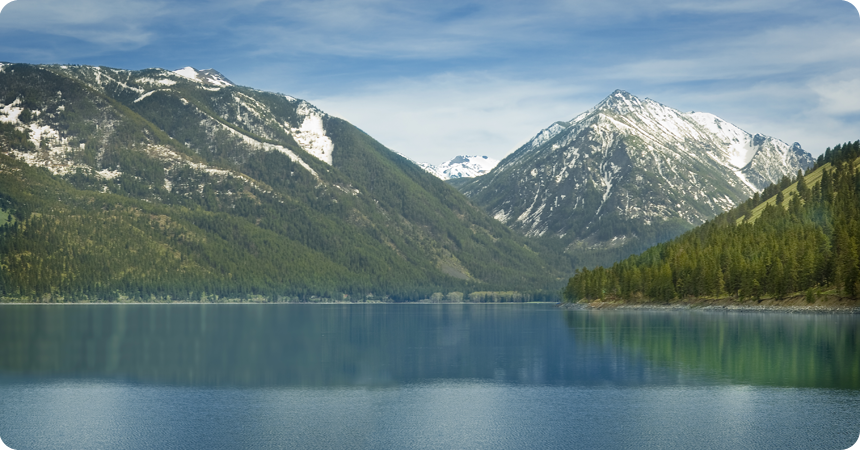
xmin=0 ymin=63 xmax=561 ymax=302
xmin=564 ymin=140 xmax=860 ymax=303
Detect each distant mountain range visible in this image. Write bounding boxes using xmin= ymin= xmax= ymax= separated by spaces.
xmin=455 ymin=90 xmax=814 ymax=266
xmin=418 ymin=155 xmax=499 ymax=180
xmin=0 ymin=63 xmax=560 ymax=300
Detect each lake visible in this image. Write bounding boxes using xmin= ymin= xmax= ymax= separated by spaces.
xmin=0 ymin=303 xmax=858 ymax=449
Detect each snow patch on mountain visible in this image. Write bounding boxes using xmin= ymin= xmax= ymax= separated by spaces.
xmin=28 ymin=123 xmax=58 ymax=144
xmin=197 ymin=114 xmax=320 ymax=178
xmin=0 ymin=98 xmax=23 ymax=123
xmin=523 ymin=122 xmax=569 ymax=153
xmin=291 ymin=102 xmax=334 ymax=165
xmin=137 ymin=77 xmax=177 ymax=87
xmin=134 ymin=90 xmax=166 ymax=103
xmin=91 ymin=67 xmax=144 ymax=94
xmin=173 ymin=67 xmax=234 ymax=87
xmin=685 ymin=112 xmax=755 ymax=168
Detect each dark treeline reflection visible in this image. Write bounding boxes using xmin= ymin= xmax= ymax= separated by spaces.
xmin=2 ymin=305 xmax=857 ymax=389
xmin=564 ymin=309 xmax=860 ymax=389
xmin=1 ymin=304 xmax=656 ymax=387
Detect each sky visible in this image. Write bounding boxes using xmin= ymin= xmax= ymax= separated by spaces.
xmin=0 ymin=0 xmax=858 ymax=164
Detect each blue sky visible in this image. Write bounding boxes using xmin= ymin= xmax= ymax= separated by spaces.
xmin=0 ymin=0 xmax=858 ymax=163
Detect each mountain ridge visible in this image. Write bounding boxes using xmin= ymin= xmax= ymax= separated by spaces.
xmin=0 ymin=62 xmax=561 ymax=301
xmin=456 ymin=89 xmax=814 ymax=267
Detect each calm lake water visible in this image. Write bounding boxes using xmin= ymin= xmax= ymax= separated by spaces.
xmin=0 ymin=303 xmax=858 ymax=449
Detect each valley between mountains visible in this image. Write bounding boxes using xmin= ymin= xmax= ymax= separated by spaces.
xmin=0 ymin=63 xmax=830 ymax=302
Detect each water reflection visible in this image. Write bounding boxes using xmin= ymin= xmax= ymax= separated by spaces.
xmin=562 ymin=309 xmax=860 ymax=389
xmin=1 ymin=304 xmax=858 ymax=390
xmin=0 ymin=304 xmax=585 ymax=387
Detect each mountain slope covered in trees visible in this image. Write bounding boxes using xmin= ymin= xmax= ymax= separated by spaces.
xmin=0 ymin=63 xmax=561 ymax=301
xmin=564 ymin=140 xmax=860 ymax=303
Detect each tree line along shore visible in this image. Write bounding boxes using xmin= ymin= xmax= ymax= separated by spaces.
xmin=564 ymin=140 xmax=860 ymax=306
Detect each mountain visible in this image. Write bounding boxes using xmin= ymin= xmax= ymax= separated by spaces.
xmin=456 ymin=90 xmax=815 ymax=267
xmin=565 ymin=140 xmax=860 ymax=303
xmin=0 ymin=63 xmax=560 ymax=301
xmin=418 ymin=155 xmax=500 ymax=180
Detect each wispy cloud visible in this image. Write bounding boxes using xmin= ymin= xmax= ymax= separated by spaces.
xmin=1 ymin=0 xmax=169 ymax=48
xmin=310 ymin=73 xmax=593 ymax=162
xmin=217 ymin=0 xmax=560 ymax=60
xmin=0 ymin=0 xmax=857 ymax=158
xmin=603 ymin=23 xmax=860 ymax=83
xmin=809 ymin=69 xmax=860 ymax=115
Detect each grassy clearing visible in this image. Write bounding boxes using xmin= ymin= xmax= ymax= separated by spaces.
xmin=739 ymin=157 xmax=860 ymax=224
xmin=0 ymin=208 xmax=12 ymax=225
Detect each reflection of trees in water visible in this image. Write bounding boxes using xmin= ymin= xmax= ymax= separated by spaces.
xmin=563 ymin=310 xmax=860 ymax=389
xmin=0 ymin=304 xmax=578 ymax=387
xmin=6 ymin=305 xmax=853 ymax=389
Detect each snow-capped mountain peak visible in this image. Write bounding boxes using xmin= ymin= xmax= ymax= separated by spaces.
xmin=563 ymin=90 xmax=805 ymax=174
xmin=419 ymin=155 xmax=500 ymax=180
xmin=569 ymin=89 xmax=644 ymax=123
xmin=173 ymin=67 xmax=234 ymax=87
xmin=592 ymin=89 xmax=644 ymax=115
xmin=455 ymin=90 xmax=814 ymax=265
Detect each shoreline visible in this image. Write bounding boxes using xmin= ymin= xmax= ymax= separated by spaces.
xmin=0 ymin=300 xmax=559 ymax=306
xmin=562 ymin=299 xmax=860 ymax=314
